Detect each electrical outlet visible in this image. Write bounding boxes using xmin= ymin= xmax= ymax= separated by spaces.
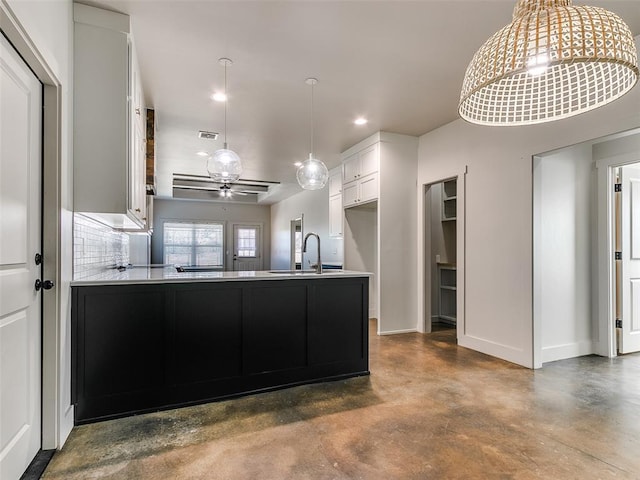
xmin=435 ymin=254 xmax=441 ymax=263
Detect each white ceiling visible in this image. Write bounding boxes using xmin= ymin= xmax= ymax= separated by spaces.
xmin=82 ymin=0 xmax=640 ymax=203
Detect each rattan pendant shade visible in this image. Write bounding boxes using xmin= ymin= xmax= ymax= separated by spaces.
xmin=459 ymin=0 xmax=639 ymax=126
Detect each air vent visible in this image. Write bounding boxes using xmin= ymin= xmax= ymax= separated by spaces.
xmin=198 ymin=130 xmax=219 ymax=140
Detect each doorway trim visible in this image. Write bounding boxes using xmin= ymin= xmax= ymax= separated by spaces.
xmin=290 ymin=215 xmax=303 ymax=270
xmin=417 ymin=166 xmax=467 ymax=338
xmin=595 ymin=150 xmax=640 ymax=358
xmin=1 ymin=4 xmax=64 ymax=449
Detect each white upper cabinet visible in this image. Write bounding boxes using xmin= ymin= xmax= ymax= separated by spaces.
xmin=343 ymin=153 xmax=360 ymax=183
xmin=359 ymin=144 xmax=379 ymax=178
xmin=329 ymin=168 xmax=342 ymax=197
xmin=73 ymin=4 xmax=147 ymax=229
xmin=343 ymin=143 xmax=378 ymax=184
xmin=342 ymin=143 xmax=379 ymax=208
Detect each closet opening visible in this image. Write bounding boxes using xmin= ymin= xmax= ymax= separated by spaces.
xmin=424 ymin=178 xmax=458 ymax=334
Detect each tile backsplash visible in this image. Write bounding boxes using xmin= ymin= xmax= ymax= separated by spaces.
xmin=73 ymin=214 xmax=129 ymax=279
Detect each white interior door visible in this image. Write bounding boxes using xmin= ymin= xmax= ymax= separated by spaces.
xmin=232 ymin=224 xmax=262 ymax=271
xmin=0 ymin=33 xmax=43 ymax=479
xmin=619 ymin=165 xmax=640 ymax=354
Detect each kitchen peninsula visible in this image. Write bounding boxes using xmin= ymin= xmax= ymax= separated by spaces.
xmin=71 ymin=269 xmax=369 ymax=424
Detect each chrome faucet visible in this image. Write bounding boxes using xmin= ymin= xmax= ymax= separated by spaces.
xmin=303 ymin=232 xmax=322 ymax=274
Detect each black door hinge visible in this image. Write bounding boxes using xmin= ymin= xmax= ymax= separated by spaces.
xmin=615 ymin=183 xmax=622 ymax=192
xmin=615 ymin=251 xmax=622 ymax=260
xmin=616 ymin=319 xmax=622 ymax=328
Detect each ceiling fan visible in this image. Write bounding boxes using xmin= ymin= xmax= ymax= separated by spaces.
xmin=218 ymin=183 xmax=247 ymax=198
xmin=171 ymin=173 xmax=280 ymax=202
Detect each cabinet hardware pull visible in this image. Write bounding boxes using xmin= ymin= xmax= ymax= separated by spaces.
xmin=135 ymin=208 xmax=141 ymax=212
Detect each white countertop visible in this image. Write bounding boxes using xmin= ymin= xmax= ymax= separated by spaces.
xmin=71 ymin=267 xmax=371 ymax=286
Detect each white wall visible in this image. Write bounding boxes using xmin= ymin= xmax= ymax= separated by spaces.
xmin=593 ymin=131 xmax=640 ymax=161
xmin=535 ymin=143 xmax=595 ymax=364
xmin=417 ymin=81 xmax=640 ymax=368
xmin=3 ymin=0 xmax=75 ymax=447
xmin=270 ymin=187 xmax=344 ymax=270
xmin=152 ymin=198 xmax=271 ymax=269
xmin=378 ymin=134 xmax=419 ymax=334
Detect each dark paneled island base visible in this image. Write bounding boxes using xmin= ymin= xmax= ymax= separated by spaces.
xmin=72 ymin=276 xmax=369 ymax=424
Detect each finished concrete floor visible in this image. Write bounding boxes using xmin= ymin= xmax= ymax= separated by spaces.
xmin=43 ymin=322 xmax=640 ymax=479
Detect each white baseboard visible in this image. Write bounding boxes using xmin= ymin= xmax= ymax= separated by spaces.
xmin=378 ymin=328 xmax=418 ymax=336
xmin=541 ymin=340 xmax=594 ymax=364
xmin=458 ymin=334 xmax=532 ymax=368
xmin=59 ymin=404 xmax=74 ymax=448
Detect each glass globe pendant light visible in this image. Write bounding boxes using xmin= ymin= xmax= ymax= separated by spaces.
xmin=297 ymin=78 xmax=329 ymax=190
xmin=207 ymin=58 xmax=242 ymax=183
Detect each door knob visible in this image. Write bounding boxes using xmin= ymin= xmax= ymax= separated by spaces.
xmin=35 ymin=279 xmax=55 ymax=291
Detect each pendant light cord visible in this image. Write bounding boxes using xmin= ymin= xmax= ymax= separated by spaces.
xmin=306 ymin=78 xmax=318 ymax=157
xmin=223 ymin=60 xmax=228 ymax=147
xmin=310 ymin=81 xmax=314 ymax=157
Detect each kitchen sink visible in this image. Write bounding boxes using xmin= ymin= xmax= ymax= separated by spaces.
xmin=176 ymin=266 xmax=223 ymax=272
xmin=267 ymin=270 xmax=342 ymax=275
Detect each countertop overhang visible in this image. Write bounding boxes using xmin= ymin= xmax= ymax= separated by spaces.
xmin=71 ymin=267 xmax=372 ymax=286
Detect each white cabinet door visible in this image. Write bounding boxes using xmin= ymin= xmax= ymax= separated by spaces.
xmin=343 ymin=182 xmax=359 ymax=208
xmin=128 ymin=38 xmax=147 ymax=225
xmin=329 ymin=169 xmax=342 ymax=197
xmin=130 ymin=43 xmax=145 ymax=133
xmin=74 ymin=14 xmax=129 ymax=215
xmin=129 ymin=121 xmax=146 ymax=224
xmin=343 ymin=153 xmax=360 ymax=183
xmin=359 ymin=172 xmax=378 ymax=204
xmin=329 ymin=195 xmax=343 ymax=236
xmin=359 ymin=143 xmax=378 ymax=177
xmin=0 ymin=34 xmax=42 ymax=480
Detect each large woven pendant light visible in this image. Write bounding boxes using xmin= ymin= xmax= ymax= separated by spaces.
xmin=459 ymin=0 xmax=639 ymax=126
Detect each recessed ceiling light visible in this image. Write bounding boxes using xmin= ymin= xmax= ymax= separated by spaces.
xmin=196 ymin=151 xmax=209 ymax=157
xmin=354 ymin=117 xmax=368 ymax=126
xmin=212 ymin=92 xmax=227 ymax=102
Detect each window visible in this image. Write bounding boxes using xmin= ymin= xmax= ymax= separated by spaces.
xmin=163 ymin=222 xmax=224 ymax=267
xmin=236 ymin=227 xmax=257 ymax=258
